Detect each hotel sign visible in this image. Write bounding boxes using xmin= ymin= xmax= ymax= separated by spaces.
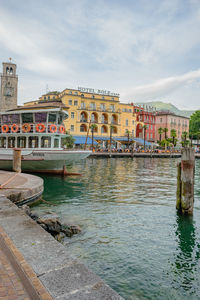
xmin=78 ymin=87 xmax=120 ymax=97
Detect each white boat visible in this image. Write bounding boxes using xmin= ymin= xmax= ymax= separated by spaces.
xmin=0 ymin=101 xmax=91 ymax=174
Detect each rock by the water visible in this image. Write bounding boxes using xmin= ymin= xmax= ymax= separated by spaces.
xmin=22 ymin=207 xmax=82 ymax=241
xmin=68 ymin=224 xmax=81 ymax=234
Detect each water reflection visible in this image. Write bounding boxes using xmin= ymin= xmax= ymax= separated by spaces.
xmin=172 ymin=213 xmax=199 ymax=295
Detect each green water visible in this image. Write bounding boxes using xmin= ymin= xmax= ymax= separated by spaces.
xmin=32 ymin=158 xmax=200 ymax=300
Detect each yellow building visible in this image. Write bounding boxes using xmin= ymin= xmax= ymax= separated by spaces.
xmin=24 ymin=87 xmax=142 ymax=146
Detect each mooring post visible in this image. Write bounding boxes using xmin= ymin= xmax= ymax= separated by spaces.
xmin=13 ymin=148 xmax=21 ymax=173
xmin=176 ymin=162 xmax=182 ymax=210
xmin=176 ymin=148 xmax=195 ymax=215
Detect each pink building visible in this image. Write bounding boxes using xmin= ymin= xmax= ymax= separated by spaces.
xmin=155 ymin=112 xmax=189 ymax=142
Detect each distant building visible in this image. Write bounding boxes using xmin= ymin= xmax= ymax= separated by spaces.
xmin=26 ymin=87 xmax=143 ymax=148
xmin=155 ymin=111 xmax=189 ymax=142
xmin=0 ymin=61 xmax=18 ymax=112
xmin=133 ymin=105 xmax=156 ymax=141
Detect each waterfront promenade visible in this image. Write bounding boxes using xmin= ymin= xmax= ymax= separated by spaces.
xmin=90 ymin=152 xmax=200 ymax=158
xmin=0 ymin=171 xmax=123 ymax=299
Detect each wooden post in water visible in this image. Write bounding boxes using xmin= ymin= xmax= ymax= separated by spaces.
xmin=176 ymin=148 xmax=195 ymax=215
xmin=13 ymin=148 xmax=21 ymax=173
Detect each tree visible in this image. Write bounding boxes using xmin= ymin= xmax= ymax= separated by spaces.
xmin=163 ymin=128 xmax=168 ymax=139
xmin=62 ymin=132 xmax=75 ymax=148
xmin=143 ymin=125 xmax=147 ymax=150
xmin=158 ymin=127 xmax=163 ymax=142
xmin=181 ymin=131 xmax=188 ymax=148
xmin=90 ymin=124 xmax=97 ymax=151
xmin=170 ymin=129 xmax=177 ymax=146
xmin=125 ymin=129 xmax=131 ymax=149
xmin=109 ymin=125 xmax=115 ymax=154
xmin=189 ymin=110 xmax=200 ymax=139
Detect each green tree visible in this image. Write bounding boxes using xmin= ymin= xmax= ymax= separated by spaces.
xmin=158 ymin=127 xmax=163 ymax=142
xmin=62 ymin=132 xmax=75 ymax=148
xmin=109 ymin=125 xmax=115 ymax=154
xmin=90 ymin=124 xmax=97 ymax=150
xmin=189 ymin=110 xmax=200 ymax=139
xmin=163 ymin=128 xmax=168 ymax=139
xmin=170 ymin=129 xmax=177 ymax=146
xmin=181 ymin=131 xmax=188 ymax=148
xmin=125 ymin=129 xmax=131 ymax=149
xmin=143 ymin=125 xmax=147 ymax=150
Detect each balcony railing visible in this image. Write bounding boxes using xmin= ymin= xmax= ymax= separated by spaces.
xmin=0 ymin=123 xmax=66 ymax=135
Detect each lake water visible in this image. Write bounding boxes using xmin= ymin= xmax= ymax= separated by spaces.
xmin=32 ymin=158 xmax=200 ymax=300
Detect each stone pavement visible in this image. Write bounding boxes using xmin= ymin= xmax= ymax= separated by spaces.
xmin=0 ymin=225 xmax=53 ymax=300
xmin=0 ymin=170 xmax=43 ymax=205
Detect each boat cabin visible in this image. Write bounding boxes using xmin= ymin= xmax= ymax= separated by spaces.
xmin=0 ymin=107 xmax=68 ymax=150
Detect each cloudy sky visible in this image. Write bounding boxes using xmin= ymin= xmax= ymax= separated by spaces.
xmin=0 ymin=0 xmax=200 ymax=109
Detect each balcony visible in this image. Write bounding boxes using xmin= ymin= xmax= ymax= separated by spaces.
xmin=80 ymin=119 xmax=87 ymax=123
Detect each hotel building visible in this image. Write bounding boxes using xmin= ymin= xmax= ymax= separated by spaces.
xmin=155 ymin=111 xmax=189 ymax=142
xmin=25 ymin=87 xmax=143 ymax=146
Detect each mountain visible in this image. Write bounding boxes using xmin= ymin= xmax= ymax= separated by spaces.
xmin=135 ymin=101 xmax=194 ymax=118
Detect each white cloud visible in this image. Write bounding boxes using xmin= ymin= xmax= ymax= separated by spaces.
xmin=122 ymin=69 xmax=200 ymax=101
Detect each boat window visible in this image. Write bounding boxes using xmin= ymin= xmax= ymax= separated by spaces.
xmin=2 ymin=114 xmax=12 ymax=124
xmin=48 ymin=113 xmax=57 ymax=123
xmin=58 ymin=113 xmax=63 ymax=124
xmin=8 ymin=137 xmax=15 ymax=148
xmin=0 ymin=137 xmax=6 ymax=148
xmin=22 ymin=113 xmax=33 ymax=123
xmin=41 ymin=137 xmax=51 ymax=148
xmin=11 ymin=114 xmax=20 ymax=123
xmin=28 ymin=136 xmax=38 ymax=148
xmin=35 ymin=112 xmax=47 ymax=123
xmin=17 ymin=137 xmax=26 ymax=148
xmin=54 ymin=139 xmax=59 ymax=148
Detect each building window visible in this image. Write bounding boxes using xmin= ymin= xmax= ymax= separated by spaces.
xmin=81 ymin=102 xmax=85 ymax=109
xmin=69 ymin=91 xmax=72 ymax=94
xmin=44 ymin=96 xmax=46 ymax=100
xmin=100 ymin=103 xmax=106 ymax=111
xmin=81 ymin=94 xmax=84 ymax=97
xmin=74 ymin=100 xmax=78 ymax=106
xmin=110 ymin=104 xmax=115 ymax=112
xmin=90 ymin=102 xmax=96 ymax=110
xmin=74 ymin=91 xmax=78 ymax=95
xmin=68 ymin=100 xmax=72 ymax=105
xmin=160 ymin=118 xmax=162 ymax=123
xmin=70 ymin=125 xmax=74 ymax=132
xmin=132 ymin=120 xmax=134 ymax=125
xmin=48 ymin=96 xmax=50 ymax=100
xmin=102 ymin=96 xmax=104 ymax=99
xmin=92 ymin=95 xmax=95 ymax=99
xmin=112 ymin=97 xmax=114 ymax=100
xmin=125 ymin=119 xmax=128 ymax=126
xmin=71 ymin=112 xmax=75 ymax=119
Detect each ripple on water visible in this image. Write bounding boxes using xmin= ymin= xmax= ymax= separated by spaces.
xmin=32 ymin=158 xmax=200 ymax=300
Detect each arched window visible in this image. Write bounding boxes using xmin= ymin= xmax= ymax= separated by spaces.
xmin=6 ymin=67 xmax=9 ymax=74
xmin=10 ymin=68 xmax=13 ymax=75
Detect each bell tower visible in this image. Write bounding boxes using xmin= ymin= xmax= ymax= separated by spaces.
xmin=0 ymin=59 xmax=18 ymax=111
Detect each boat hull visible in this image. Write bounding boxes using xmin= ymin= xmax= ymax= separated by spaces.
xmin=0 ymin=149 xmax=91 ymax=172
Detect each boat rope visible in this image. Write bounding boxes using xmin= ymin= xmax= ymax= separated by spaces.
xmin=0 ymin=173 xmax=19 ymax=189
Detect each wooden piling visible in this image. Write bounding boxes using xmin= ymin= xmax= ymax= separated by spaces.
xmin=13 ymin=148 xmax=21 ymax=173
xmin=176 ymin=162 xmax=181 ymax=210
xmin=176 ymin=148 xmax=195 ymax=215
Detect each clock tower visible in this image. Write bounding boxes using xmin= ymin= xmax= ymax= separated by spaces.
xmin=0 ymin=60 xmax=18 ymax=111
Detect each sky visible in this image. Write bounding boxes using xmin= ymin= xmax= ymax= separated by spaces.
xmin=0 ymin=0 xmax=200 ymax=110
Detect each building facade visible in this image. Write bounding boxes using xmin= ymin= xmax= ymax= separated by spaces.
xmin=0 ymin=61 xmax=18 ymax=112
xmin=31 ymin=87 xmax=141 ymax=143
xmin=155 ymin=111 xmax=189 ymax=142
xmin=133 ymin=105 xmax=156 ymax=141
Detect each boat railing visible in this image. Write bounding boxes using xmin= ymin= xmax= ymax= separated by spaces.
xmin=0 ymin=123 xmax=66 ymax=135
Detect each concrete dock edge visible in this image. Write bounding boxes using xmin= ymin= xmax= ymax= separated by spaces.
xmin=0 ymin=192 xmax=124 ymax=299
